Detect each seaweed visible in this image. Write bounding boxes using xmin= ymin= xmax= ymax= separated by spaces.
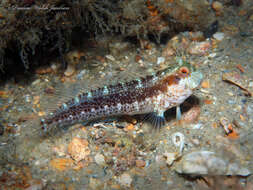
xmin=0 ymin=0 xmax=214 ymax=79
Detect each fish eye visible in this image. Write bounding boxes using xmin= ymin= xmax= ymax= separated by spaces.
xmin=179 ymin=67 xmax=190 ymax=74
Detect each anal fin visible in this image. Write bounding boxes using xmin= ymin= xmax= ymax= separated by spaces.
xmin=143 ymin=112 xmax=166 ymax=129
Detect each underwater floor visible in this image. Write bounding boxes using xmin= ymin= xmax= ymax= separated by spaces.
xmin=1 ymin=4 xmax=253 ymax=190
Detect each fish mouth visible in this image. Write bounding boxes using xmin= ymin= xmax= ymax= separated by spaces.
xmin=188 ymin=71 xmax=203 ymax=90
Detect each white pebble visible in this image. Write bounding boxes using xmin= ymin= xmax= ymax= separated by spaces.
xmin=163 ymin=152 xmax=177 ymax=166
xmin=64 ymin=65 xmax=75 ymax=77
xmin=157 ymin=57 xmax=165 ymax=65
xmin=118 ymin=173 xmax=132 ymax=187
xmin=213 ymin=32 xmax=225 ymax=41
xmin=105 ymin=54 xmax=115 ymax=61
xmin=191 ymin=123 xmax=202 ymax=129
xmin=208 ymin=53 xmax=216 ymax=58
xmin=94 ymin=153 xmax=105 ymax=166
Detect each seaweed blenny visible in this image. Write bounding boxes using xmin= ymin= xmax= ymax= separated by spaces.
xmin=40 ymin=60 xmax=203 ymax=130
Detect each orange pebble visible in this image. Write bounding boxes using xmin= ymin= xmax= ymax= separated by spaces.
xmin=204 ymin=99 xmax=213 ymax=104
xmin=227 ymin=124 xmax=239 ymax=140
xmin=126 ymin=124 xmax=134 ymax=131
xmin=201 ymin=80 xmax=210 ymax=88
xmin=239 ymin=114 xmax=245 ymax=121
xmin=236 ymin=64 xmax=244 ymax=73
xmin=50 ymin=158 xmax=74 ymax=171
xmin=212 ymin=122 xmax=218 ymax=128
xmin=135 ymin=160 xmax=146 ymax=168
xmin=227 ymin=130 xmax=239 ymax=139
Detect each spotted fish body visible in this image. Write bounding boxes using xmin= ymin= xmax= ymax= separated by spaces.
xmin=41 ymin=61 xmax=203 ymax=130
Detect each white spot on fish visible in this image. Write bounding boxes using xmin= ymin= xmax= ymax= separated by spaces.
xmin=74 ymin=97 xmax=79 ymax=104
xmin=117 ymin=103 xmax=122 ymax=110
xmin=62 ymin=103 xmax=67 ymax=110
xmin=87 ymin=92 xmax=92 ymax=98
xmin=133 ymin=101 xmax=139 ymax=111
xmin=136 ymin=79 xmax=142 ymax=88
xmin=103 ymin=86 xmax=109 ymax=95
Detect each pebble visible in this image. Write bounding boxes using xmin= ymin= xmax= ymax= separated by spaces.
xmin=64 ymin=64 xmax=75 ymax=77
xmin=213 ymin=32 xmax=224 ymax=41
xmin=76 ymin=69 xmax=87 ymax=80
xmin=163 ymin=152 xmax=177 ymax=166
xmin=175 ymin=151 xmax=251 ymax=176
xmin=89 ymin=178 xmax=102 ymax=190
xmin=94 ymin=153 xmax=105 ymax=166
xmin=26 ymin=179 xmax=44 ymax=190
xmin=50 ymin=158 xmax=74 ymax=171
xmin=109 ymin=41 xmax=131 ymax=56
xmin=31 ymin=79 xmax=41 ymax=86
xmin=135 ymin=159 xmax=146 ymax=168
xmin=105 ymin=54 xmax=115 ymax=61
xmin=118 ymin=173 xmax=132 ymax=187
xmin=208 ymin=52 xmax=217 ymax=58
xmin=212 ymin=1 xmax=223 ymax=12
xmin=68 ymin=137 xmax=90 ymax=162
xmin=157 ymin=57 xmax=165 ymax=65
xmin=162 ymin=45 xmax=175 ymax=57
xmin=188 ymin=41 xmax=211 ymax=55
xmin=191 ymin=123 xmax=203 ymax=129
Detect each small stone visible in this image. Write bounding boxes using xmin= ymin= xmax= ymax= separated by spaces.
xmin=89 ymin=178 xmax=102 ymax=190
xmin=50 ymin=158 xmax=74 ymax=171
xmin=188 ymin=41 xmax=211 ymax=55
xmin=162 ymin=45 xmax=175 ymax=57
xmin=52 ymin=145 xmax=66 ymax=157
xmin=249 ymin=81 xmax=253 ymax=88
xmin=109 ymin=41 xmax=131 ymax=56
xmin=118 ymin=173 xmax=132 ymax=187
xmin=105 ymin=54 xmax=116 ymax=61
xmin=94 ymin=153 xmax=105 ymax=166
xmin=191 ymin=138 xmax=200 ymax=146
xmin=68 ymin=137 xmax=90 ymax=162
xmin=212 ymin=1 xmax=223 ymax=12
xmin=35 ymin=66 xmax=53 ymax=75
xmin=26 ymin=179 xmax=44 ymax=190
xmin=32 ymin=79 xmax=41 ymax=86
xmin=208 ymin=53 xmax=217 ymax=58
xmin=64 ymin=64 xmax=75 ymax=77
xmin=213 ymin=32 xmax=224 ymax=41
xmin=175 ymin=151 xmax=227 ymax=175
xmin=135 ymin=160 xmax=146 ymax=168
xmin=191 ymin=123 xmax=202 ymax=129
xmin=201 ymin=80 xmax=210 ymax=88
xmin=157 ymin=57 xmax=165 ymax=65
xmin=175 ymin=151 xmax=251 ymax=176
xmin=163 ymin=152 xmax=177 ymax=166
xmin=125 ymin=123 xmax=134 ymax=131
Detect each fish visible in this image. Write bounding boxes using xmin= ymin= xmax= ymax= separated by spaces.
xmin=40 ymin=59 xmax=203 ymax=131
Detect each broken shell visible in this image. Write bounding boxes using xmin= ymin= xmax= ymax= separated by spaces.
xmin=175 ymin=151 xmax=251 ymax=176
